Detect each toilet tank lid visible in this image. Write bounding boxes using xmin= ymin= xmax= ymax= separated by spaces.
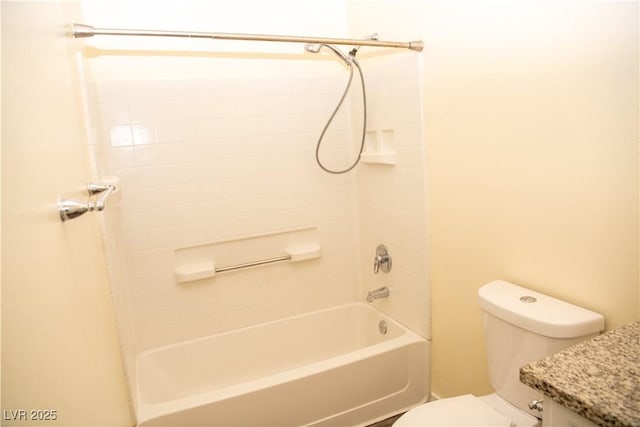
xmin=478 ymin=280 xmax=605 ymax=338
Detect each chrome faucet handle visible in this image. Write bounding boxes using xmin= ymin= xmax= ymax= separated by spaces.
xmin=58 ymin=199 xmax=91 ymax=221
xmin=373 ymin=244 xmax=392 ymax=274
xmin=91 ymin=183 xmax=116 ymax=210
xmin=87 ymin=182 xmax=112 ymax=195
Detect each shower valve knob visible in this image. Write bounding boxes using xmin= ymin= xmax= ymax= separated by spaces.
xmin=373 ymin=244 xmax=391 ymax=274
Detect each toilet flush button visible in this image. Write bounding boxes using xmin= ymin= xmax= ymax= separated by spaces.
xmin=520 ymin=296 xmax=537 ymax=303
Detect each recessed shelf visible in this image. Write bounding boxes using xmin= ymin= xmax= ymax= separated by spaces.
xmin=361 ymin=152 xmax=397 ymax=165
xmin=174 ymin=227 xmax=321 ymax=284
xmin=363 ymin=129 xmax=396 ymax=165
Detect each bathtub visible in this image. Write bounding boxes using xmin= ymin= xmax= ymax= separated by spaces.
xmin=135 ymin=302 xmax=430 ymax=426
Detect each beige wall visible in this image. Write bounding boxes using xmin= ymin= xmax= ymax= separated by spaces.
xmin=425 ymin=2 xmax=639 ymax=397
xmin=1 ymin=2 xmax=132 ymax=426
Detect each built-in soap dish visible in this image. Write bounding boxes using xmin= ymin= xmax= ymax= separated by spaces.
xmin=361 ymin=129 xmax=396 ymax=165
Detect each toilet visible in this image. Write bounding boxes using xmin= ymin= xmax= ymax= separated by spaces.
xmin=394 ymin=280 xmax=605 ymax=427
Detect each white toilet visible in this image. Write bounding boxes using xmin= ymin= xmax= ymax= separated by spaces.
xmin=394 ymin=280 xmax=604 ymax=427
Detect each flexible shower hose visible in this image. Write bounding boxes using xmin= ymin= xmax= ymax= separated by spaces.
xmin=314 ymin=53 xmax=367 ymax=175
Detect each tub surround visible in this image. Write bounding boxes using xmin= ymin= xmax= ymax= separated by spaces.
xmin=520 ymin=320 xmax=640 ymax=427
xmin=135 ymin=303 xmax=429 ymax=426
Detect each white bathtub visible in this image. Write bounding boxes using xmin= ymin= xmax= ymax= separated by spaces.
xmin=135 ymin=302 xmax=430 ymax=426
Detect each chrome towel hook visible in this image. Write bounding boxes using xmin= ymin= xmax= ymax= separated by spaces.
xmin=58 ymin=183 xmax=117 ymax=222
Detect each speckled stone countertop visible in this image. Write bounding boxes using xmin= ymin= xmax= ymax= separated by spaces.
xmin=520 ymin=320 xmax=640 ymax=427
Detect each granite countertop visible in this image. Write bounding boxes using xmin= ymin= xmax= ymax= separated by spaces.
xmin=520 ymin=320 xmax=640 ymax=427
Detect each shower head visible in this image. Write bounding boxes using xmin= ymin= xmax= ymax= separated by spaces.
xmin=304 ymin=43 xmax=323 ymax=54
xmin=304 ymin=43 xmax=352 ymax=67
xmin=349 ymin=33 xmax=379 ymax=57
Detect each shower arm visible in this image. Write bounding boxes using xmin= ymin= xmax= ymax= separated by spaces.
xmin=71 ymin=24 xmax=424 ymax=52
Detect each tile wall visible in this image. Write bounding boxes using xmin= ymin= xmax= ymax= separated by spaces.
xmin=87 ymin=63 xmax=362 ymax=352
xmin=355 ymin=53 xmax=430 ymax=339
xmin=83 ymin=50 xmax=428 ymax=405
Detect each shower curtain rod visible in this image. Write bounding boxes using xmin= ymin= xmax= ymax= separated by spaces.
xmin=71 ymin=23 xmax=424 ymax=52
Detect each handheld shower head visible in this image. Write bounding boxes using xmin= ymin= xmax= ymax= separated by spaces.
xmin=349 ymin=33 xmax=379 ymax=57
xmin=303 ymin=43 xmax=323 ymax=54
xmin=307 ymin=40 xmax=369 ymax=175
xmin=304 ymin=43 xmax=352 ymax=67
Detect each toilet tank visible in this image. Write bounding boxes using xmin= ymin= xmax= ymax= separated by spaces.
xmin=478 ymin=280 xmax=604 ymax=418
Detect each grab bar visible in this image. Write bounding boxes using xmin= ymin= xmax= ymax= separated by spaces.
xmin=215 ymin=255 xmax=292 ymax=274
xmin=175 ymin=246 xmax=321 ymax=283
xmin=58 ymin=183 xmax=117 ymax=222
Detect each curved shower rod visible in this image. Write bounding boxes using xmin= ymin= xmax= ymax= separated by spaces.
xmin=71 ymin=23 xmax=424 ymax=52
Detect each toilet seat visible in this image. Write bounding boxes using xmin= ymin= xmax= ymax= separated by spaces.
xmin=393 ymin=394 xmax=514 ymax=426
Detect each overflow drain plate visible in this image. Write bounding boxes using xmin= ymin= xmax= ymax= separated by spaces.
xmin=378 ymin=320 xmax=388 ymax=335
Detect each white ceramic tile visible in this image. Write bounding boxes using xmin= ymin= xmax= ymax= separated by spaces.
xmin=155 ymin=121 xmax=181 ymax=143
xmin=126 ymin=249 xmax=173 ymax=274
xmin=94 ymin=81 xmax=132 ymax=104
xmin=129 ymin=102 xmax=157 ymax=123
xmin=136 ymin=322 xmax=182 ymax=352
xmin=110 ymin=146 xmax=136 ymax=168
xmin=109 ymin=125 xmax=133 ymax=147
xmin=132 ymin=123 xmax=156 ymax=146
xmin=134 ymin=145 xmax=159 ymax=167
xmin=86 ymin=52 xmax=429 ymax=351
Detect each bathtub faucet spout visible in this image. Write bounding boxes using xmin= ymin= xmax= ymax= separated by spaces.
xmin=367 ymin=286 xmax=389 ymax=303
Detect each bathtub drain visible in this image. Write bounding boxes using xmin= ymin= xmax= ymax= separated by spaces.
xmin=378 ymin=320 xmax=388 ymax=335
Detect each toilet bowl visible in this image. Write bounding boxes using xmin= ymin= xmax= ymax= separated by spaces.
xmin=394 ymin=280 xmax=604 ymax=427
